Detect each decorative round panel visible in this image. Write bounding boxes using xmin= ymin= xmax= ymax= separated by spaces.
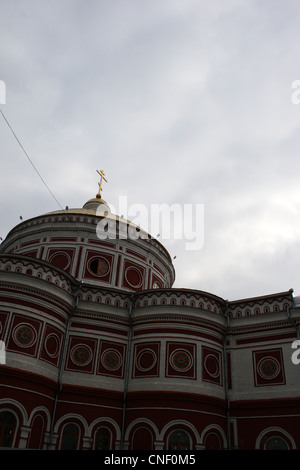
xmin=14 ymin=324 xmax=36 ymax=348
xmin=204 ymin=354 xmax=220 ymax=378
xmin=102 ymin=349 xmax=122 ymax=371
xmin=88 ymin=257 xmax=110 ymax=277
xmin=137 ymin=349 xmax=157 ymax=372
xmin=45 ymin=334 xmax=60 ymax=358
xmin=71 ymin=345 xmax=92 ymax=366
xmin=258 ymin=357 xmax=280 ymax=380
xmin=170 ymin=350 xmax=193 ymax=372
xmin=125 ymin=267 xmax=142 ymax=288
xmin=49 ymin=252 xmax=71 ymax=270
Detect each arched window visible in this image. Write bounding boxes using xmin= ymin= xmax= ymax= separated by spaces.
xmin=265 ymin=436 xmax=289 ymax=450
xmin=204 ymin=431 xmax=222 ymax=450
xmin=94 ymin=427 xmax=111 ymax=450
xmin=131 ymin=426 xmax=153 ymax=450
xmin=28 ymin=414 xmax=45 ymax=449
xmin=61 ymin=423 xmax=80 ymax=450
xmin=0 ymin=411 xmax=17 ymax=447
xmin=168 ymin=430 xmax=190 ymax=450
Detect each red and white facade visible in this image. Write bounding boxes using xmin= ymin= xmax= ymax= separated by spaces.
xmin=0 ymin=196 xmax=300 ymax=450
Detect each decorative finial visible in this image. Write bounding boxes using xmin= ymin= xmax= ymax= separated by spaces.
xmin=96 ymin=169 xmax=107 ymax=199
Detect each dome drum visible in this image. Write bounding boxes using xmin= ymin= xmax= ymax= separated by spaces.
xmin=0 ymin=204 xmax=175 ymax=292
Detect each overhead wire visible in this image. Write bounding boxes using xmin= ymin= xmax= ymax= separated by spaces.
xmin=0 ymin=108 xmax=63 ymax=210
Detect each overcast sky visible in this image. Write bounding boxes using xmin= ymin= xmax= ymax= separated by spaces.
xmin=1 ymin=0 xmax=300 ymax=301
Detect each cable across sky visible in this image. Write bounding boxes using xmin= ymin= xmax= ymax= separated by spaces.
xmin=0 ymin=108 xmax=63 ymax=210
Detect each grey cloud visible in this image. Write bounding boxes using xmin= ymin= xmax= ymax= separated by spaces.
xmin=1 ymin=0 xmax=300 ymax=300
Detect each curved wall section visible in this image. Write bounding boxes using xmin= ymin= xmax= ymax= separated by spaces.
xmin=0 ymin=198 xmax=299 ymax=450
xmin=0 ymin=254 xmax=77 ymax=381
xmin=0 ymin=210 xmax=175 ymax=292
xmin=129 ymin=289 xmax=227 ymax=398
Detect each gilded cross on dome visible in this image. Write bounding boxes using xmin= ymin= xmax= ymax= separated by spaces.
xmin=96 ymin=169 xmax=107 ymax=199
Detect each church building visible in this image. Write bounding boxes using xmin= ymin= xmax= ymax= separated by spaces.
xmin=0 ymin=171 xmax=300 ymax=450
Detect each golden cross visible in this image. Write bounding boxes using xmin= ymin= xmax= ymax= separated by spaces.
xmin=96 ymin=169 xmax=107 ymax=198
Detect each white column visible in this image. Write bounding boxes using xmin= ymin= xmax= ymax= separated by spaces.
xmin=18 ymin=426 xmax=31 ymax=448
xmin=154 ymin=441 xmax=164 ymax=450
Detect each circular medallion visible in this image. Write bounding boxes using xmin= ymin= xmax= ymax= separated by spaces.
xmin=102 ymin=349 xmax=122 ymax=371
xmin=45 ymin=333 xmax=60 ymax=358
xmin=88 ymin=257 xmax=110 ymax=277
xmin=258 ymin=357 xmax=280 ymax=380
xmin=125 ymin=267 xmax=142 ymax=288
xmin=170 ymin=349 xmax=193 ymax=372
xmin=137 ymin=349 xmax=157 ymax=372
xmin=71 ymin=345 xmax=92 ymax=366
xmin=204 ymin=354 xmax=220 ymax=378
xmin=49 ymin=252 xmax=71 ymax=270
xmin=152 ymin=281 xmax=160 ymax=289
xmin=14 ymin=324 xmax=36 ymax=348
